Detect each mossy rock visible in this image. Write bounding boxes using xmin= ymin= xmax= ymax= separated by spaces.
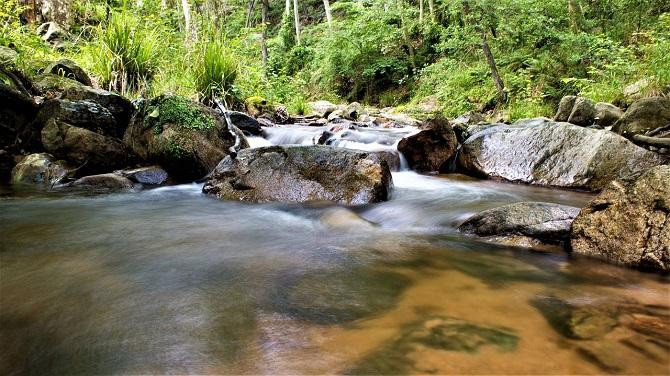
xmin=244 ymin=96 xmax=274 ymax=117
xmin=32 ymin=73 xmax=83 ymax=98
xmin=123 ymin=95 xmax=248 ymax=182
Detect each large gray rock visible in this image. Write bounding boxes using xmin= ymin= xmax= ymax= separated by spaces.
xmin=42 ymin=118 xmax=131 ymax=174
xmin=203 ymin=145 xmax=392 ymax=204
xmin=62 ymin=85 xmax=134 ymax=128
xmin=10 ymin=153 xmax=70 ymax=186
xmin=595 ymin=102 xmax=624 ymax=128
xmin=124 ymin=95 xmax=247 ymax=182
xmin=45 ymin=59 xmax=91 ymax=86
xmin=571 ymin=165 xmax=670 ymax=273
xmin=35 ymin=99 xmax=122 ymax=138
xmin=554 ymin=95 xmax=577 ymax=122
xmin=459 ymin=202 xmax=580 ymax=249
xmin=458 ymin=118 xmax=665 ymax=191
xmin=613 ymin=97 xmax=670 ymax=137
xmin=310 ymin=100 xmax=338 ymax=118
xmin=397 ymin=119 xmax=457 ymax=173
xmin=69 ymin=173 xmax=134 ymax=190
xmin=116 ymin=166 xmax=168 ymax=185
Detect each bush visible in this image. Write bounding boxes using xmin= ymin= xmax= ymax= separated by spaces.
xmin=194 ymin=38 xmax=239 ymax=106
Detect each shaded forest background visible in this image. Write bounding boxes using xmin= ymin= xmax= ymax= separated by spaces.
xmin=1 ymin=0 xmax=669 ymax=120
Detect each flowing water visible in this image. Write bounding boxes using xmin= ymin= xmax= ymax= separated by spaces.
xmin=1 ymin=124 xmax=669 ymax=375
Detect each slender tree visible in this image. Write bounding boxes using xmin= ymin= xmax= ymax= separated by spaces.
xmin=323 ymin=0 xmax=333 ymax=28
xmin=182 ymin=0 xmax=193 ymax=43
xmin=293 ymin=0 xmax=301 ymax=44
xmin=261 ymin=0 xmax=269 ymax=65
xmin=419 ymin=0 xmax=424 ymax=23
xmin=245 ymin=0 xmax=257 ymax=28
xmin=428 ymin=0 xmax=434 ymax=20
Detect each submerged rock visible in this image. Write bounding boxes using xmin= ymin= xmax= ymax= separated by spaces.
xmin=397 ymin=119 xmax=457 ymax=173
xmin=320 ymin=207 xmax=375 ymax=230
xmin=458 ymin=118 xmax=665 ymax=191
xmin=11 ymin=153 xmax=71 ymax=186
xmin=613 ymin=97 xmax=670 ymax=138
xmin=570 ymin=165 xmax=670 ymax=273
xmin=531 ymin=295 xmax=620 ymax=340
xmin=69 ymin=173 xmax=135 ymax=190
xmin=459 ymin=202 xmax=580 ymax=250
xmin=203 ymin=145 xmax=392 ymax=204
xmin=123 ymin=95 xmax=247 ymax=182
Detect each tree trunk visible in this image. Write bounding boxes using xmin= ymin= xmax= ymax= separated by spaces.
xmin=245 ymin=0 xmax=257 ymax=28
xmin=292 ymin=0 xmax=301 ymax=45
xmin=482 ymin=34 xmax=506 ymax=104
xmin=419 ymin=0 xmax=424 ymax=23
xmin=161 ymin=0 xmax=167 ymax=9
xmin=568 ymin=0 xmax=582 ymax=32
xmin=285 ymin=0 xmax=290 ymax=15
xmin=182 ymin=0 xmax=192 ymax=43
xmin=261 ymin=0 xmax=269 ymax=66
xmin=428 ymin=0 xmax=434 ymax=20
xmin=396 ymin=0 xmax=417 ymax=73
xmin=323 ymin=0 xmax=333 ymax=28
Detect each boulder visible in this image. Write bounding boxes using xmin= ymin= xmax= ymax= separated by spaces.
xmin=10 ymin=153 xmax=70 ymax=186
xmin=595 ymin=102 xmax=624 ymax=128
xmin=123 ymin=95 xmax=247 ymax=182
xmin=373 ymin=150 xmax=401 ymax=171
xmin=623 ymin=78 xmax=649 ymax=101
xmin=32 ymin=73 xmax=82 ymax=97
xmin=554 ymin=95 xmax=577 ymax=122
xmin=62 ymin=85 xmax=134 ymax=128
xmin=203 ymin=145 xmax=392 ymax=205
xmin=0 ymin=47 xmax=18 ymax=67
xmin=397 ymin=119 xmax=457 ymax=173
xmin=458 ymin=118 xmax=665 ymax=191
xmin=244 ymin=96 xmax=273 ymax=117
xmin=0 ymin=83 xmax=40 ymax=149
xmin=452 ymin=112 xmax=486 ymax=143
xmin=116 ymin=166 xmax=168 ymax=185
xmin=459 ymin=202 xmax=580 ymax=249
xmin=35 ymin=22 xmax=68 ymax=49
xmin=227 ymin=111 xmax=262 ymax=136
xmin=309 ymin=100 xmax=338 ymax=118
xmin=69 ymin=173 xmax=134 ymax=190
xmin=570 ymin=165 xmax=670 ymax=273
xmin=35 ymin=99 xmax=122 ymax=138
xmin=343 ymin=102 xmax=363 ymax=120
xmin=567 ymin=97 xmax=596 ymax=126
xmin=613 ymin=97 xmax=670 ymax=137
xmin=45 ymin=59 xmax=91 ymax=86
xmin=42 ymin=118 xmax=131 ymax=174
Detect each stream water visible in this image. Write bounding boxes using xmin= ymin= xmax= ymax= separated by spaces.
xmin=1 ymin=124 xmax=668 ymax=374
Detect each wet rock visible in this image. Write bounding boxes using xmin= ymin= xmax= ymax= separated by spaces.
xmin=343 ymin=102 xmax=363 ymax=120
xmin=397 ymin=119 xmax=457 ymax=173
xmin=116 ymin=166 xmax=168 ymax=185
xmin=62 ymin=85 xmax=134 ymax=128
xmin=595 ymin=102 xmax=624 ymax=128
xmin=309 ymin=100 xmax=338 ymax=118
xmin=123 ymin=95 xmax=247 ymax=182
xmin=570 ymin=165 xmax=670 ymax=273
xmin=613 ymin=97 xmax=670 ymax=138
xmin=532 ymin=295 xmax=619 ymax=340
xmin=452 ymin=111 xmax=486 ymax=143
xmin=454 ymin=122 xmax=502 ymax=144
xmin=243 ymin=96 xmax=272 ymax=117
xmin=41 ymin=118 xmax=131 ymax=174
xmin=227 ymin=110 xmax=262 ymax=136
xmin=0 ymin=46 xmax=18 ymax=66
xmin=373 ymin=150 xmax=401 ymax=171
xmin=624 ymin=313 xmax=670 ymax=342
xmin=10 ymin=153 xmax=71 ymax=186
xmin=35 ymin=99 xmax=122 ymax=138
xmin=459 ymin=202 xmax=580 ymax=249
xmin=375 ymin=112 xmax=420 ymax=127
xmin=203 ymin=145 xmax=392 ymax=205
xmin=69 ymin=173 xmax=134 ymax=190
xmin=568 ymin=97 xmax=596 ymax=126
xmin=458 ymin=118 xmax=665 ymax=191
xmin=270 ymin=269 xmax=410 ymax=324
xmin=45 ymin=59 xmax=91 ymax=86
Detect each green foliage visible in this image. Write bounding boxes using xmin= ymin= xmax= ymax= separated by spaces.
xmin=194 ymin=37 xmax=239 ymax=105
xmin=92 ymin=12 xmax=159 ymax=96
xmin=148 ymin=96 xmax=215 ymax=134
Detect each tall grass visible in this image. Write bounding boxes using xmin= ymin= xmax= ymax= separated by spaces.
xmin=95 ymin=13 xmax=158 ymax=96
xmin=194 ymin=38 xmax=238 ymax=106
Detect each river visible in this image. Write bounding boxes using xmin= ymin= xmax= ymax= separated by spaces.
xmin=1 ymin=124 xmax=668 ymax=374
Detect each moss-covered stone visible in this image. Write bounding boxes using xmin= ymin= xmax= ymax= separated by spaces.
xmin=244 ymin=96 xmax=273 ymax=117
xmin=147 ymin=95 xmax=215 ymax=134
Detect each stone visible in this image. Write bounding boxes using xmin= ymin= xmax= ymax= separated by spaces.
xmin=123 ymin=95 xmax=247 ymax=182
xmin=595 ymin=102 xmax=624 ymax=128
xmin=244 ymin=96 xmax=272 ymax=117
xmin=613 ymin=97 xmax=670 ymax=138
xmin=116 ymin=166 xmax=168 ymax=185
xmin=203 ymin=145 xmax=393 ymax=205
xmin=320 ymin=207 xmax=375 ymax=230
xmin=554 ymin=95 xmax=577 ymax=122
xmin=458 ymin=118 xmax=665 ymax=191
xmin=36 ymin=22 xmax=68 ymax=48
xmin=62 ymin=85 xmax=134 ymax=128
xmin=41 ymin=118 xmax=131 ymax=174
xmin=0 ymin=46 xmax=18 ymax=67
xmin=459 ymin=202 xmax=580 ymax=248
xmin=45 ymin=59 xmax=92 ymax=86
xmin=532 ymin=295 xmax=620 ymax=340
xmin=567 ymin=97 xmax=596 ymax=126
xmin=570 ymin=165 xmax=670 ymax=273
xmin=10 ymin=153 xmax=70 ymax=186
xmin=343 ymin=102 xmax=363 ymax=120
xmin=623 ymin=78 xmax=649 ymax=100
xmin=397 ymin=119 xmax=457 ymax=173
xmin=35 ymin=99 xmax=122 ymax=138
xmin=69 ymin=173 xmax=135 ymax=190
xmin=0 ymin=83 xmax=40 ymax=150
xmin=309 ymin=100 xmax=338 ymax=118
xmin=227 ymin=111 xmax=262 ymax=136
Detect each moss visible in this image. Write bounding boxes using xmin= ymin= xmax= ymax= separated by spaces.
xmin=148 ymin=96 xmax=215 ymax=135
